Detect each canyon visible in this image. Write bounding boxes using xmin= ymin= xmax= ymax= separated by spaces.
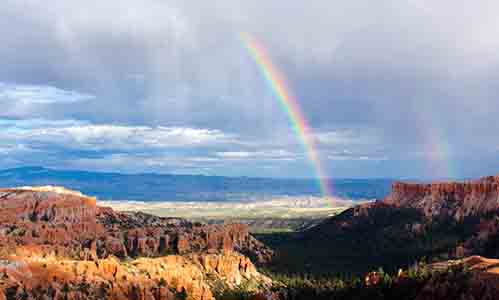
xmin=4 ymin=174 xmax=499 ymax=299
xmin=0 ymin=187 xmax=272 ymax=300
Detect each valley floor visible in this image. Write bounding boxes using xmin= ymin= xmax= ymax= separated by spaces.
xmin=101 ymin=196 xmax=353 ymax=233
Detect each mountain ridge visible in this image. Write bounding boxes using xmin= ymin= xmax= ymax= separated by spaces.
xmin=0 ymin=166 xmax=393 ymax=201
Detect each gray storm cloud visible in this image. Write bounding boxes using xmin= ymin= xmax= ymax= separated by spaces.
xmin=1 ymin=0 xmax=499 ymax=178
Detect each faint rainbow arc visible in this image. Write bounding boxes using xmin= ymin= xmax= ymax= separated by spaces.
xmin=239 ymin=32 xmax=333 ymax=199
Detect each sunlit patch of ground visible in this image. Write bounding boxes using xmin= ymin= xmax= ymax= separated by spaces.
xmin=99 ymin=196 xmax=358 ymax=220
xmin=100 ymin=196 xmax=369 ymax=233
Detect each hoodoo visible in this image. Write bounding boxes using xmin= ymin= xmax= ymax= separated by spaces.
xmin=0 ymin=187 xmax=272 ymax=300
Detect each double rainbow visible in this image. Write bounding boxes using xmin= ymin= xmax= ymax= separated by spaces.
xmin=240 ymin=32 xmax=333 ymax=199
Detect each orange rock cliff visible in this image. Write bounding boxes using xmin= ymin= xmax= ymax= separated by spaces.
xmin=0 ymin=187 xmax=272 ymax=300
xmin=384 ymin=176 xmax=499 ymax=219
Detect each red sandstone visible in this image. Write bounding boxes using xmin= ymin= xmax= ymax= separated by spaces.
xmin=0 ymin=187 xmax=272 ymax=300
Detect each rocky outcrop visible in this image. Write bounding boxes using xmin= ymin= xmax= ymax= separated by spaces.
xmin=378 ymin=176 xmax=499 ymax=259
xmin=326 ymin=175 xmax=499 ymax=223
xmin=385 ymin=176 xmax=499 ymax=219
xmin=359 ymin=256 xmax=499 ymax=300
xmin=0 ymin=188 xmax=102 ymax=260
xmin=0 ymin=188 xmax=272 ymax=263
xmin=96 ymin=208 xmax=273 ymax=264
xmin=0 ymin=187 xmax=273 ymax=300
xmin=415 ymin=256 xmax=499 ymax=300
xmin=326 ymin=175 xmax=499 ymax=250
xmin=0 ymin=187 xmax=98 ymax=224
xmin=294 ymin=174 xmax=499 ymax=274
xmin=0 ymin=252 xmax=270 ymax=300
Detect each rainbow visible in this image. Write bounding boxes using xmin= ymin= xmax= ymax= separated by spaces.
xmin=239 ymin=32 xmax=333 ymax=199
xmin=416 ymin=109 xmax=455 ymax=180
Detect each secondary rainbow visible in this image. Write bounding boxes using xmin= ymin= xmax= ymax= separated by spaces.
xmin=239 ymin=32 xmax=333 ymax=199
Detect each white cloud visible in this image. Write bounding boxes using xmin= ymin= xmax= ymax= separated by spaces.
xmin=216 ymin=149 xmax=296 ymax=161
xmin=69 ymin=153 xmax=226 ymax=175
xmin=217 ymin=151 xmax=252 ymax=158
xmin=56 ymin=125 xmax=230 ymax=148
xmin=315 ymin=129 xmax=380 ymax=146
xmin=0 ymin=119 xmax=233 ymax=151
xmin=0 ymin=82 xmax=95 ymax=104
xmin=2 ymin=1 xmax=499 ymax=177
xmin=327 ymin=154 xmax=388 ymax=161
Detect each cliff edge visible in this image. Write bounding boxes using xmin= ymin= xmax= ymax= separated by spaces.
xmin=385 ymin=176 xmax=499 ymax=219
xmin=0 ymin=187 xmax=272 ymax=300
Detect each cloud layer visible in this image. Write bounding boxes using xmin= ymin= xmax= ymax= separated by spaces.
xmin=1 ymin=1 xmax=499 ymax=178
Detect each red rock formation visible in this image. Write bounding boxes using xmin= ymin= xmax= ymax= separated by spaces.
xmin=384 ymin=176 xmax=499 ymax=219
xmin=414 ymin=256 xmax=499 ymax=300
xmin=303 ymin=174 xmax=499 ymax=265
xmin=0 ymin=188 xmax=272 ymax=263
xmin=0 ymin=187 xmax=273 ymax=300
xmin=0 ymin=187 xmax=97 ymax=223
xmin=0 ymin=252 xmax=270 ymax=300
xmin=96 ymin=208 xmax=273 ymax=263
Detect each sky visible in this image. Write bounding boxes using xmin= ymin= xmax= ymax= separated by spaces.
xmin=1 ymin=0 xmax=499 ymax=179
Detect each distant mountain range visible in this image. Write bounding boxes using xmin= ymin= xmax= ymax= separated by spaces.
xmin=0 ymin=166 xmax=393 ymax=201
